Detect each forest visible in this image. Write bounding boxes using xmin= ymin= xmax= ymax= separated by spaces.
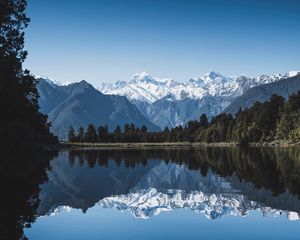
xmin=68 ymin=92 xmax=300 ymax=145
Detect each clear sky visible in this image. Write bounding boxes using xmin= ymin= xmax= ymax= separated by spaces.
xmin=24 ymin=0 xmax=300 ymax=86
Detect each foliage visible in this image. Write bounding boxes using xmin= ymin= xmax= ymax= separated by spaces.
xmin=0 ymin=0 xmax=57 ymax=147
xmin=69 ymin=92 xmax=300 ymax=144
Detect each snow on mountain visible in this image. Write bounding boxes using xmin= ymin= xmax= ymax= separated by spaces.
xmin=98 ymin=71 xmax=299 ymax=104
xmin=34 ymin=75 xmax=70 ymax=86
xmin=287 ymin=71 xmax=300 ymax=78
xmin=98 ymin=70 xmax=300 ymax=129
xmin=97 ymin=188 xmax=299 ymax=220
xmin=99 ymin=72 xmax=180 ymax=103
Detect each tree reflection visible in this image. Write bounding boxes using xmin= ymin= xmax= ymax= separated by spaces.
xmin=0 ymin=148 xmax=58 ymax=240
xmin=68 ymin=147 xmax=300 ymax=198
xmin=2 ymin=147 xmax=300 ymax=239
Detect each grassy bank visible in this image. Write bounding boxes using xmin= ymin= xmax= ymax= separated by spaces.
xmin=61 ymin=141 xmax=300 ymax=149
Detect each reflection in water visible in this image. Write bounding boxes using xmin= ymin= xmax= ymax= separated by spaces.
xmin=2 ymin=147 xmax=300 ymax=239
xmin=0 ymin=148 xmax=58 ymax=240
xmin=37 ymin=148 xmax=300 ymax=221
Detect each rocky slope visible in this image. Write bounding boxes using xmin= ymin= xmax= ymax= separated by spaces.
xmin=37 ymin=78 xmax=160 ymax=139
xmin=99 ymin=71 xmax=299 ymax=129
xmin=224 ymin=74 xmax=300 ymax=115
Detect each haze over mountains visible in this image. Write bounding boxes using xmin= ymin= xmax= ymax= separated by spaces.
xmin=37 ymin=70 xmax=300 ymax=138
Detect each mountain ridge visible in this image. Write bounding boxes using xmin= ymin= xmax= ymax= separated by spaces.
xmin=224 ymin=74 xmax=300 ymax=115
xmin=37 ymin=78 xmax=160 ymax=139
xmin=98 ymin=71 xmax=300 ymax=129
xmin=98 ymin=71 xmax=299 ymax=103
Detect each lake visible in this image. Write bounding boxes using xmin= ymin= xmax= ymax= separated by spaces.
xmin=2 ymin=147 xmax=300 ymax=239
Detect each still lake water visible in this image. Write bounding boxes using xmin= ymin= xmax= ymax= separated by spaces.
xmin=7 ymin=147 xmax=300 ymax=239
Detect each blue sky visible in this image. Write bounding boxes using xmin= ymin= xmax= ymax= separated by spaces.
xmin=24 ymin=0 xmax=300 ymax=85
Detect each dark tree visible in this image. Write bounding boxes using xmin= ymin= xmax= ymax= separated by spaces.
xmin=114 ymin=125 xmax=122 ymax=134
xmin=140 ymin=125 xmax=147 ymax=133
xmin=68 ymin=126 xmax=76 ymax=142
xmin=199 ymin=114 xmax=208 ymax=129
xmin=113 ymin=125 xmax=122 ymax=142
xmin=0 ymin=0 xmax=57 ymax=148
xmin=97 ymin=126 xmax=109 ymax=142
xmin=86 ymin=124 xmax=97 ymax=142
xmin=124 ymin=123 xmax=130 ymax=133
xmin=77 ymin=126 xmax=85 ymax=142
xmin=129 ymin=123 xmax=136 ymax=132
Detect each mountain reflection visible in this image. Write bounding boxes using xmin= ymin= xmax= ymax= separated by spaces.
xmin=38 ymin=147 xmax=300 ymax=221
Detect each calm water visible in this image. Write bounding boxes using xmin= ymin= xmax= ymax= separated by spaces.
xmin=2 ymin=147 xmax=300 ymax=239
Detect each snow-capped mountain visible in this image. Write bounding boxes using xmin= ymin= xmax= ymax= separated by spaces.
xmin=36 ymin=78 xmax=160 ymax=139
xmin=98 ymin=71 xmax=299 ymax=129
xmin=224 ymin=73 xmax=300 ymax=115
xmin=98 ymin=71 xmax=298 ymax=103
xmin=34 ymin=75 xmax=70 ymax=86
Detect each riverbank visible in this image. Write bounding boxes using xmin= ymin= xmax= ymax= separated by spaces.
xmin=59 ymin=141 xmax=300 ymax=149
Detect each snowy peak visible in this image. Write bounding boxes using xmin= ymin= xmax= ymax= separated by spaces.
xmin=99 ymin=71 xmax=299 ymax=104
xmin=129 ymin=72 xmax=177 ymax=87
xmin=287 ymin=71 xmax=300 ymax=78
xmin=35 ymin=75 xmax=70 ymax=86
xmin=98 ymin=72 xmax=179 ymax=103
xmin=130 ymin=72 xmax=155 ymax=84
xmin=203 ymin=71 xmax=229 ymax=84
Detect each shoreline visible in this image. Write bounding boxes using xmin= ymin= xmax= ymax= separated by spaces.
xmin=54 ymin=141 xmax=300 ymax=150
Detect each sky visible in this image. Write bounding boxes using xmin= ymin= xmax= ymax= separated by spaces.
xmin=24 ymin=0 xmax=300 ymax=86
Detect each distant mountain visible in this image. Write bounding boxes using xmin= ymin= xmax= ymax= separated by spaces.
xmin=143 ymin=95 xmax=232 ymax=127
xmin=99 ymin=71 xmax=299 ymax=129
xmin=224 ymin=74 xmax=300 ymax=115
xmin=37 ymin=78 xmax=160 ymax=139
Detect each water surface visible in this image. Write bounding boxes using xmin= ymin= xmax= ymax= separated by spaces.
xmin=5 ymin=147 xmax=300 ymax=239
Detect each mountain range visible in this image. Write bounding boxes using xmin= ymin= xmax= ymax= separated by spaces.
xmin=224 ymin=73 xmax=300 ymax=115
xmin=99 ymin=71 xmax=300 ymax=129
xmin=37 ymin=78 xmax=159 ymax=139
xmin=37 ymin=70 xmax=300 ymax=138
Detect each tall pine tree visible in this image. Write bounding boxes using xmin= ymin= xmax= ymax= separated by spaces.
xmin=0 ymin=0 xmax=57 ymax=147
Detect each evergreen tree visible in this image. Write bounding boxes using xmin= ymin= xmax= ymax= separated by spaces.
xmin=113 ymin=125 xmax=122 ymax=142
xmin=141 ymin=125 xmax=147 ymax=133
xmin=277 ymin=91 xmax=300 ymax=141
xmin=129 ymin=123 xmax=136 ymax=132
xmin=124 ymin=124 xmax=130 ymax=133
xmin=114 ymin=125 xmax=122 ymax=134
xmin=97 ymin=126 xmax=108 ymax=142
xmin=162 ymin=127 xmax=169 ymax=142
xmin=77 ymin=127 xmax=85 ymax=142
xmin=86 ymin=124 xmax=97 ymax=142
xmin=199 ymin=114 xmax=208 ymax=129
xmin=0 ymin=0 xmax=57 ymax=147
xmin=67 ymin=126 xmax=76 ymax=142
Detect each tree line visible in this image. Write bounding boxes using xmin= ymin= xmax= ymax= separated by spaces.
xmin=68 ymin=91 xmax=300 ymax=144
